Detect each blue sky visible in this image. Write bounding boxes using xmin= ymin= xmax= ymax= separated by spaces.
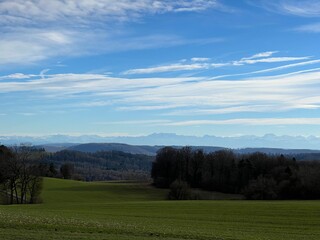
xmin=1 ymin=0 xmax=320 ymax=137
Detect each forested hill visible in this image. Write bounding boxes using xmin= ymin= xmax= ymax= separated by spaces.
xmin=67 ymin=143 xmax=161 ymax=155
xmin=43 ymin=150 xmax=154 ymax=181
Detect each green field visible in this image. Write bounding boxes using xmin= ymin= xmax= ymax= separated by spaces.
xmin=0 ymin=178 xmax=320 ymax=240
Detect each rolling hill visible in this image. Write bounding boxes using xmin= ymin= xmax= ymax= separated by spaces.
xmin=67 ymin=143 xmax=161 ymax=155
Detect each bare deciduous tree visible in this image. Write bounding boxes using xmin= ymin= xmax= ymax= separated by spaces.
xmin=0 ymin=145 xmax=43 ymax=204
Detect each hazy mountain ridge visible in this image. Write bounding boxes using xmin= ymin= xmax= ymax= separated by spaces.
xmin=1 ymin=133 xmax=320 ymax=150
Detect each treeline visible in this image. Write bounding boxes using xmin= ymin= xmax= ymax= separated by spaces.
xmin=0 ymin=145 xmax=43 ymax=204
xmin=42 ymin=150 xmax=154 ymax=181
xmin=152 ymin=147 xmax=320 ymax=200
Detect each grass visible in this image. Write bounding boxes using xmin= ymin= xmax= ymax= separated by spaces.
xmin=0 ymin=178 xmax=320 ymax=240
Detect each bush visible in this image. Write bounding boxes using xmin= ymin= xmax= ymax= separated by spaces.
xmin=168 ymin=180 xmax=191 ymax=200
xmin=243 ymin=176 xmax=278 ymax=200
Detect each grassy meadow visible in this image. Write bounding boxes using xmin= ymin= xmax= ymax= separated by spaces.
xmin=0 ymin=178 xmax=320 ymax=240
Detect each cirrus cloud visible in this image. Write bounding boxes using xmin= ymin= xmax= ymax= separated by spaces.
xmin=249 ymin=0 xmax=320 ymax=17
xmin=0 ymin=0 xmax=224 ymax=67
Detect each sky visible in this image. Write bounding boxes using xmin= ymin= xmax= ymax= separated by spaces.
xmin=1 ymin=0 xmax=320 ymax=137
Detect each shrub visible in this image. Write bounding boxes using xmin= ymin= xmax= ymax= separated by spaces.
xmin=168 ymin=180 xmax=191 ymax=200
xmin=243 ymin=176 xmax=278 ymax=200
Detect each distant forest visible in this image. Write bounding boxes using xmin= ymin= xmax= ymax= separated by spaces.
xmin=42 ymin=150 xmax=154 ymax=181
xmin=152 ymin=147 xmax=320 ymax=200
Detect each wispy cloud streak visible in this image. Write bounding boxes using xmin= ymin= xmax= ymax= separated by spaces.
xmin=123 ymin=52 xmax=310 ymax=75
xmin=1 ymin=69 xmax=320 ymax=119
xmin=0 ymin=0 xmax=221 ymax=26
xmin=295 ymin=22 xmax=320 ymax=33
xmin=163 ymin=118 xmax=320 ymax=126
xmin=250 ymin=0 xmax=320 ymax=17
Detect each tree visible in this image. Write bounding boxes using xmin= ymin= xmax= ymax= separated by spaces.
xmin=0 ymin=145 xmax=43 ymax=204
xmin=0 ymin=145 xmax=14 ymax=203
xmin=242 ymin=176 xmax=278 ymax=200
xmin=151 ymin=147 xmax=179 ymax=188
xmin=189 ymin=149 xmax=204 ymax=188
xmin=48 ymin=163 xmax=58 ymax=177
xmin=60 ymin=163 xmax=74 ymax=179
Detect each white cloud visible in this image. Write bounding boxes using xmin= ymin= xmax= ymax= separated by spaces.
xmin=123 ymin=63 xmax=210 ymax=74
xmin=40 ymin=69 xmax=50 ymax=79
xmin=0 ymin=0 xmax=223 ymax=66
xmin=124 ymin=52 xmax=311 ymax=75
xmin=250 ymin=59 xmax=320 ymax=74
xmin=211 ymin=63 xmax=230 ymax=68
xmin=0 ymin=0 xmax=221 ymax=26
xmin=250 ymin=0 xmax=320 ymax=17
xmin=0 ymin=73 xmax=33 ymax=80
xmin=295 ymin=22 xmax=320 ymax=33
xmin=117 ymin=104 xmax=186 ymax=111
xmin=209 ymin=66 xmax=320 ymax=81
xmin=165 ymin=105 xmax=278 ymax=116
xmin=280 ymin=1 xmax=320 ymax=17
xmin=0 ymin=29 xmax=219 ymax=67
xmin=206 ymin=60 xmax=320 ymax=80
xmin=39 ymin=32 xmax=72 ymax=44
xmin=1 ymin=69 xmax=320 ymax=119
xmin=191 ymin=57 xmax=211 ymax=62
xmin=236 ymin=57 xmax=309 ymax=65
xmin=0 ymin=30 xmax=77 ymax=65
xmin=241 ymin=51 xmax=278 ymax=60
xmin=163 ymin=118 xmax=320 ymax=126
xmin=0 ymin=38 xmax=47 ymax=65
xmin=75 ymin=101 xmax=112 ymax=108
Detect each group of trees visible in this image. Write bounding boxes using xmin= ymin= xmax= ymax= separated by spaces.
xmin=0 ymin=145 xmax=43 ymax=204
xmin=152 ymin=147 xmax=320 ymax=200
xmin=39 ymin=162 xmax=74 ymax=180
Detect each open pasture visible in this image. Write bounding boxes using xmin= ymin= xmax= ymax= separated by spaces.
xmin=0 ymin=178 xmax=319 ymax=240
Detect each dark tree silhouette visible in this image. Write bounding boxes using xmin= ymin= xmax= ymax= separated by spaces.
xmin=60 ymin=163 xmax=74 ymax=179
xmin=152 ymin=147 xmax=320 ymax=200
xmin=0 ymin=145 xmax=43 ymax=204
